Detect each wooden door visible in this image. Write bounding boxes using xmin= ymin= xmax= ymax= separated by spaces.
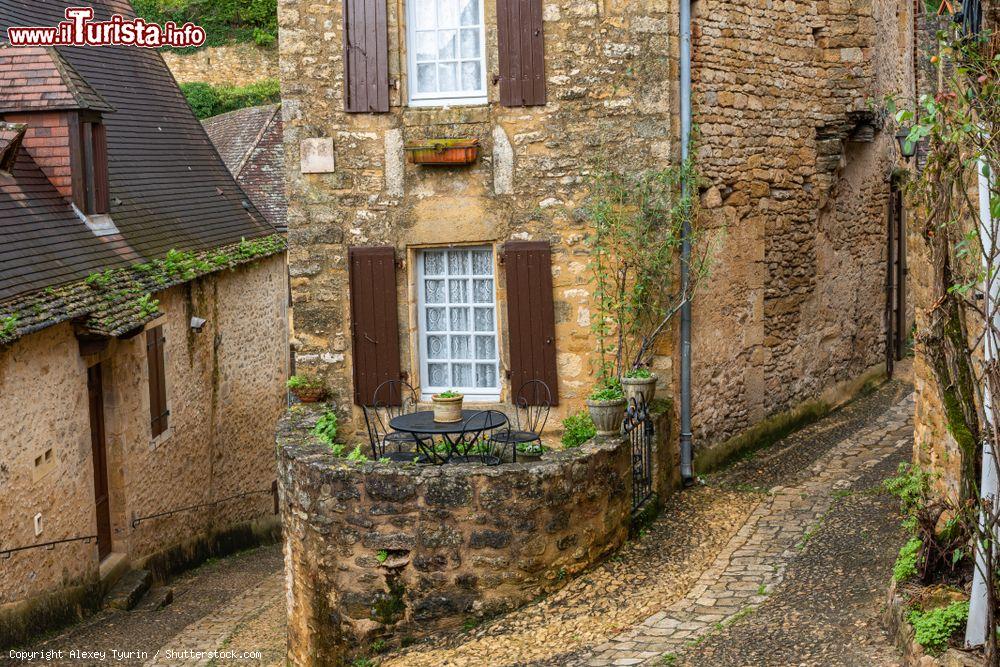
xmin=87 ymin=364 xmax=112 ymax=561
xmin=886 ymin=178 xmax=907 ymax=377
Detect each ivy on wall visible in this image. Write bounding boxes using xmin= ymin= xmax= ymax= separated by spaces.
xmin=132 ymin=0 xmax=278 ymax=48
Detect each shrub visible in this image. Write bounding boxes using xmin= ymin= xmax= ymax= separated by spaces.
xmin=884 ymin=462 xmax=934 ymax=521
xmin=907 ymin=601 xmax=969 ymax=655
xmin=562 ymin=411 xmax=596 ymax=448
xmin=132 ymin=0 xmax=278 ymax=48
xmin=180 ymin=79 xmax=281 ymax=119
xmin=893 ymin=537 xmax=922 ymax=582
xmin=313 ymin=411 xmax=338 ymax=446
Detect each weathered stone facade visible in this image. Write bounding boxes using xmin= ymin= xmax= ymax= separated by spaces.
xmin=162 ymin=43 xmax=279 ymax=86
xmin=278 ymin=0 xmax=912 ymax=454
xmin=0 ymin=255 xmax=288 ymax=646
xmin=689 ymin=0 xmax=916 ymax=445
xmin=278 ymin=408 xmax=632 ymax=664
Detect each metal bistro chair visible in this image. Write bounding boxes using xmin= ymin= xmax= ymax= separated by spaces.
xmin=450 ymin=410 xmax=512 ymax=466
xmin=363 ymin=380 xmax=429 ymax=463
xmin=492 ymin=380 xmax=552 ymax=461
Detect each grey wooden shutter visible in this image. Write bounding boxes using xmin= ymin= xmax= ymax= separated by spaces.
xmin=343 ymin=0 xmax=389 ymax=113
xmin=349 ymin=247 xmax=402 ymax=405
xmin=504 ymin=241 xmax=559 ymax=404
xmin=496 ymin=0 xmax=546 ymax=107
xmin=146 ymin=326 xmax=168 ymax=437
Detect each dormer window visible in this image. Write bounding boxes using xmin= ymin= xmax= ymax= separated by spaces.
xmin=76 ymin=116 xmax=109 ymax=216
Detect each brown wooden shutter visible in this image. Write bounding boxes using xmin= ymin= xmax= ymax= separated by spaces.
xmin=504 ymin=241 xmax=559 ymax=404
xmin=497 ymin=0 xmax=546 ymax=107
xmin=146 ymin=325 xmax=169 ymax=438
xmin=343 ymin=0 xmax=389 ymax=113
xmin=92 ymin=123 xmax=110 ymax=214
xmin=349 ymin=247 xmax=402 ymax=405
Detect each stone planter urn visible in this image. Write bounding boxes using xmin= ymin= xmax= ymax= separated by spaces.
xmin=432 ymin=393 xmax=464 ymax=423
xmin=621 ymin=374 xmax=658 ymax=406
xmin=586 ymin=398 xmax=627 ymax=436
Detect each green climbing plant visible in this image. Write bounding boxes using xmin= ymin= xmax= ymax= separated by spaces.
xmin=585 ymin=156 xmax=714 ymax=383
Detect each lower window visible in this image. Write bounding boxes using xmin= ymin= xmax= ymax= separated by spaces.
xmin=417 ymin=246 xmax=499 ymax=400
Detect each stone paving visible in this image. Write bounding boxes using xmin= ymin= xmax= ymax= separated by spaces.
xmin=568 ymin=391 xmax=913 ymax=666
xmin=145 ymin=573 xmax=284 ymax=666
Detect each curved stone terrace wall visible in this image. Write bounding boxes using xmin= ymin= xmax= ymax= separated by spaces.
xmin=277 ymin=405 xmax=634 ymax=665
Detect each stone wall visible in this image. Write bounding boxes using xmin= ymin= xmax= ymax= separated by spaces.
xmin=279 ymin=0 xmax=913 ymax=458
xmin=278 ymin=406 xmax=634 ymax=665
xmin=689 ymin=0 xmax=915 ymax=447
xmin=0 ymin=254 xmax=288 ymax=646
xmin=162 ymin=43 xmax=279 ymax=86
xmin=910 ymin=15 xmax=971 ymax=502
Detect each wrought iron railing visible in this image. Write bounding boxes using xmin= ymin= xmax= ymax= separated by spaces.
xmin=622 ymin=398 xmax=655 ymax=512
xmin=130 ymin=481 xmax=278 ymax=528
xmin=1 ymin=534 xmax=98 ymax=559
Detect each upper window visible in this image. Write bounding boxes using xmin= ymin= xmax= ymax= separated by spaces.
xmin=77 ymin=119 xmax=109 ymax=216
xmin=407 ymin=0 xmax=487 ymax=106
xmin=417 ymin=247 xmax=500 ymax=400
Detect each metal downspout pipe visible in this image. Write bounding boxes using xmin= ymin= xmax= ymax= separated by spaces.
xmin=679 ymin=0 xmax=694 ymax=485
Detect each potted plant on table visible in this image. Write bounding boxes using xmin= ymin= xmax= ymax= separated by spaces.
xmin=585 ymin=160 xmax=712 ymax=424
xmin=432 ymin=390 xmax=464 ymax=423
xmin=286 ymin=374 xmax=327 ymax=403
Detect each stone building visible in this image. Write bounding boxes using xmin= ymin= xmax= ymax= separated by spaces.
xmin=0 ymin=1 xmax=287 ymax=646
xmin=278 ymin=0 xmax=914 ymax=454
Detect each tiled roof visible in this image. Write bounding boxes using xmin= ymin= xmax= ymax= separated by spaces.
xmin=0 ymin=120 xmax=24 ymax=168
xmin=0 ymin=234 xmax=286 ymax=345
xmin=0 ymin=0 xmax=280 ymax=328
xmin=203 ymin=105 xmax=288 ymax=232
xmin=0 ymin=44 xmax=114 ymax=113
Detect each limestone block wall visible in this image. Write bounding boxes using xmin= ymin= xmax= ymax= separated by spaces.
xmin=278 ymin=407 xmax=633 ymax=665
xmin=161 ymin=43 xmax=279 ymax=86
xmin=279 ymin=0 xmax=676 ymax=435
xmin=689 ymin=0 xmax=915 ymax=446
xmin=0 ymin=254 xmax=288 ymax=644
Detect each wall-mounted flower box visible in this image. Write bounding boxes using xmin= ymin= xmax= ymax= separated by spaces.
xmin=404 ymin=138 xmax=480 ymax=166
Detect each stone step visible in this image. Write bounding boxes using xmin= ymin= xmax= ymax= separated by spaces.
xmin=104 ymin=569 xmax=152 ymax=611
xmin=133 ymin=586 xmax=174 ymax=612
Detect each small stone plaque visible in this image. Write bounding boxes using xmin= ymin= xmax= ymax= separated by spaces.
xmin=300 ymin=138 xmax=335 ymax=174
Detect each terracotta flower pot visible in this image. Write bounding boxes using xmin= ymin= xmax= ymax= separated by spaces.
xmin=586 ymin=398 xmax=627 ymax=436
xmin=432 ymin=394 xmax=464 ymax=423
xmin=292 ymin=385 xmax=326 ymax=403
xmin=621 ymin=374 xmax=658 ymax=406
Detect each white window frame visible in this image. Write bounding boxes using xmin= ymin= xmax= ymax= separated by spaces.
xmin=406 ymin=0 xmax=488 ymax=107
xmin=416 ymin=246 xmax=501 ymax=402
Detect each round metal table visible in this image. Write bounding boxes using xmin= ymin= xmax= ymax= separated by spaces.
xmin=389 ymin=410 xmax=508 ymax=464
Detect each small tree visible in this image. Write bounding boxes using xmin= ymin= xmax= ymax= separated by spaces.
xmin=585 ymin=157 xmax=713 ymax=384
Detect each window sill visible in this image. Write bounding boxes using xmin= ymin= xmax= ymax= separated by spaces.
xmin=408 ymin=97 xmax=489 ymax=109
xmin=150 ymin=426 xmax=174 ymax=451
